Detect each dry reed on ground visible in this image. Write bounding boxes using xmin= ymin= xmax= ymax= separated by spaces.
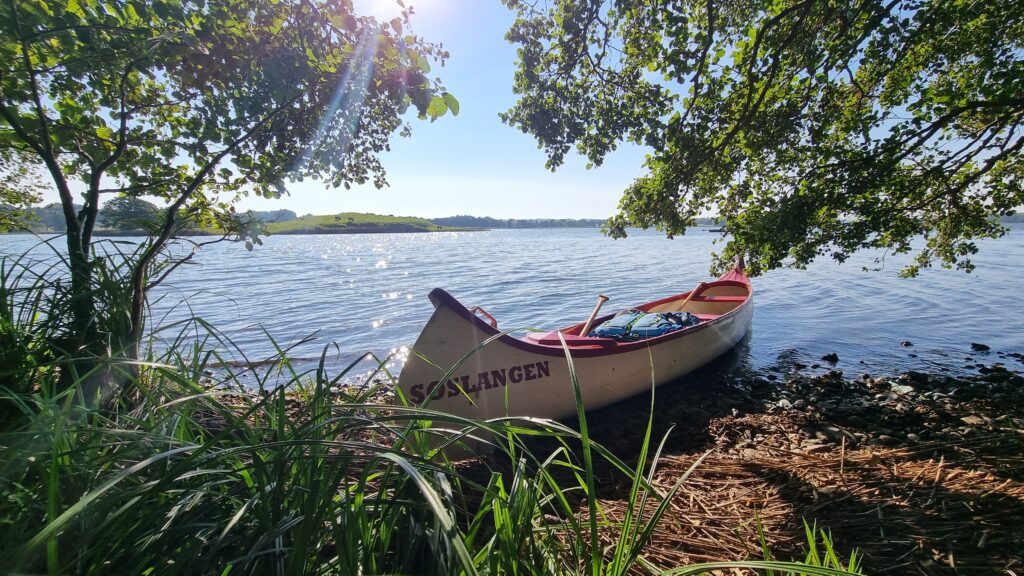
xmin=585 ymin=433 xmax=1024 ymax=574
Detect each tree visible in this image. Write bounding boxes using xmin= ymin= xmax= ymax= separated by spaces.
xmin=502 ymin=0 xmax=1024 ymax=276
xmin=29 ymin=203 xmax=70 ymax=232
xmin=0 ymin=150 xmax=46 ymax=231
xmin=1 ymin=0 xmax=456 ymax=399
xmin=99 ymin=197 xmax=160 ymax=231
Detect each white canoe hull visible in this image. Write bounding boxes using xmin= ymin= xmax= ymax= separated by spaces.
xmin=397 ymin=270 xmax=753 ymax=421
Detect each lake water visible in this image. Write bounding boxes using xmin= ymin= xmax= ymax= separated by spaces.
xmin=3 ymin=227 xmax=1022 ymax=385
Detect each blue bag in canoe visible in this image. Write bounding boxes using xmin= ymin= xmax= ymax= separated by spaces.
xmin=587 ymin=311 xmax=645 ymax=339
xmin=629 ymin=312 xmax=701 ymax=339
xmin=588 ymin=311 xmax=701 ymax=340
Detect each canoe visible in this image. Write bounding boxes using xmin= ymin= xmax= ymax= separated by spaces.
xmin=397 ymin=264 xmax=753 ymax=421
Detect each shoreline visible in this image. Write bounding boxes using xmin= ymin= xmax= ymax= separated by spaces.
xmin=209 ymin=353 xmax=1024 ymax=573
xmin=568 ymin=359 xmax=1024 ymax=573
xmin=1 ymin=226 xmax=487 ymax=237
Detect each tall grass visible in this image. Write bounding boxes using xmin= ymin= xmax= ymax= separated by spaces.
xmin=0 ymin=251 xmax=862 ymax=575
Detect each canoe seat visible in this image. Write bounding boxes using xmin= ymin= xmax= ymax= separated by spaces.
xmin=523 ymin=331 xmax=618 ymax=347
xmin=691 ymin=295 xmax=747 ymax=302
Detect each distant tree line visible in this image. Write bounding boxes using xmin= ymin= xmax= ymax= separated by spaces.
xmin=431 ymin=216 xmax=604 ymax=229
xmin=246 ymin=209 xmax=298 ymax=223
xmin=7 ymin=207 xmax=1018 ymax=234
xmin=17 ymin=200 xmax=162 ymax=233
xmin=5 ymin=204 xmax=299 ymax=233
xmin=430 ymin=215 xmax=724 ymax=229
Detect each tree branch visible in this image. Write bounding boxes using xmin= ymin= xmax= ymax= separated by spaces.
xmin=9 ymin=0 xmax=82 ymax=241
xmin=127 ymin=94 xmax=302 ymax=349
xmin=82 ymin=58 xmax=144 ymax=250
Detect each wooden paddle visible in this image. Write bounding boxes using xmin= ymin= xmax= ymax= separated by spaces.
xmin=678 ymin=282 xmax=708 ymax=312
xmin=579 ymin=294 xmax=610 ymax=336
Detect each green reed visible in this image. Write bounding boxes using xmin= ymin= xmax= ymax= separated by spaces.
xmin=0 ymin=251 xmax=862 ymax=575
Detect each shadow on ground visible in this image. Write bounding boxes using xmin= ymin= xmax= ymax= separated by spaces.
xmin=484 ymin=336 xmax=1024 ymax=574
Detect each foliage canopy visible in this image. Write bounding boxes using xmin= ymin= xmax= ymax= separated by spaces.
xmin=99 ymin=196 xmax=160 ymax=231
xmin=0 ymin=0 xmax=455 ymax=395
xmin=502 ymin=0 xmax=1024 ymax=275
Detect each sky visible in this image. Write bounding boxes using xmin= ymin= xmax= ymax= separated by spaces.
xmin=236 ymin=0 xmax=652 ymax=219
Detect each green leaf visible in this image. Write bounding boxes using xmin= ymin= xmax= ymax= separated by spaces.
xmin=409 ymin=50 xmax=430 ymax=73
xmin=441 ymin=92 xmax=459 ymax=116
xmin=426 ymin=95 xmax=447 ymax=118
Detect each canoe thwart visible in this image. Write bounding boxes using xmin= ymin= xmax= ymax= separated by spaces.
xmin=523 ymin=331 xmax=618 ymax=347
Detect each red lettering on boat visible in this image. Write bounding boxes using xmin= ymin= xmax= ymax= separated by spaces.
xmin=509 ymin=365 xmax=524 ymax=383
xmin=523 ymin=364 xmax=537 ymax=381
xmin=446 ymin=375 xmax=471 ymax=397
xmin=478 ymin=372 xmax=493 ymax=390
xmin=491 ymin=369 xmax=507 ymax=387
xmin=536 ymin=361 xmax=550 ymax=378
xmin=430 ymin=380 xmax=446 ymax=401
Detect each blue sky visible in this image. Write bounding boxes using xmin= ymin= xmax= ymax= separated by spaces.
xmin=237 ymin=0 xmax=651 ymax=219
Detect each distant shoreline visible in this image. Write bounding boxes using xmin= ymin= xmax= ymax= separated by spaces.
xmin=1 ymin=226 xmax=486 ymax=237
xmin=8 ymin=221 xmax=1020 ymax=238
xmin=269 ymin=225 xmax=485 ymax=235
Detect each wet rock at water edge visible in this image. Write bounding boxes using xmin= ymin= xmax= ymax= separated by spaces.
xmin=971 ymin=342 xmax=991 ymax=352
xmin=901 ymin=371 xmax=930 ymax=385
xmin=890 ymin=384 xmax=915 ymax=396
xmin=821 ymin=352 xmax=840 ymax=363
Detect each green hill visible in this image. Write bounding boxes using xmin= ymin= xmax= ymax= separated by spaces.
xmin=266 ymin=212 xmax=453 ymax=234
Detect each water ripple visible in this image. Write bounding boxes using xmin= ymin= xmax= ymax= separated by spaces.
xmin=3 ymin=227 xmax=1023 ymax=384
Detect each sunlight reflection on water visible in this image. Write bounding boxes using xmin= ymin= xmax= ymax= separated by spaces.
xmin=2 ymin=226 xmax=1022 ymax=387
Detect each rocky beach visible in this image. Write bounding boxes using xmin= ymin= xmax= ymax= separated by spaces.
xmin=206 ymin=344 xmax=1024 ymax=574
xmin=571 ymin=348 xmax=1024 ymax=574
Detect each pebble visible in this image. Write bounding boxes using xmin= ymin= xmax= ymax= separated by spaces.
xmin=802 ymin=442 xmax=831 ymax=454
xmin=777 ymin=399 xmax=793 ymax=410
xmin=890 ymin=384 xmax=915 ymax=396
xmin=902 ymin=371 xmax=929 ymax=385
xmin=821 ymin=352 xmax=840 ymax=363
xmin=971 ymin=342 xmax=991 ymax=352
xmin=820 ymin=426 xmax=844 ymax=441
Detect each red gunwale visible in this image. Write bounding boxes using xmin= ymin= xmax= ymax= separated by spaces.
xmin=426 ymin=267 xmax=752 ymax=359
